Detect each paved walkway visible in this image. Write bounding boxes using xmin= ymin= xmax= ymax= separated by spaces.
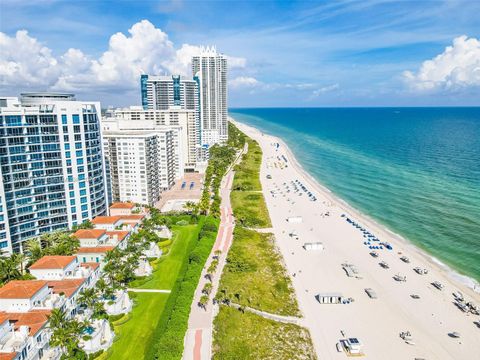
xmin=126 ymin=288 xmax=171 ymax=293
xmin=227 ymin=302 xmax=305 ymax=326
xmin=182 ymin=146 xmax=246 ymax=360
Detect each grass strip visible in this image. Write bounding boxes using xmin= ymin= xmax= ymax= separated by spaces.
xmin=213 ymin=305 xmax=316 ymax=360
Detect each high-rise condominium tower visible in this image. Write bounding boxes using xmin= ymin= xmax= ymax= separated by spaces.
xmin=192 ymin=46 xmax=228 ymax=147
xmin=105 ymin=106 xmax=197 ymax=169
xmin=0 ymin=93 xmax=108 ymax=253
xmin=140 ymin=75 xmax=198 ymax=111
xmin=102 ymin=130 xmax=178 ymax=206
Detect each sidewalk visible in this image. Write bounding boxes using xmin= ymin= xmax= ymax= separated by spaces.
xmin=182 ymin=146 xmax=245 ymax=360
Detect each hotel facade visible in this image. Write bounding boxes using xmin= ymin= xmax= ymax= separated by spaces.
xmin=0 ymin=94 xmax=108 ymax=253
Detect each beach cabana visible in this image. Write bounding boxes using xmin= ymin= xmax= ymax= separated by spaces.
xmin=303 ymin=242 xmax=324 ymax=251
xmin=316 ymin=293 xmax=344 ymax=304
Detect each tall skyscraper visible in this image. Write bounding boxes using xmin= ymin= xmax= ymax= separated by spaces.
xmin=192 ymin=46 xmax=228 ymax=147
xmin=0 ymin=93 xmax=108 ymax=253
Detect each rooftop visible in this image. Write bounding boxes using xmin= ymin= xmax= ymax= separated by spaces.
xmin=73 ymin=229 xmax=107 ymax=239
xmin=91 ymin=216 xmax=123 ymax=225
xmin=119 ymin=215 xmax=144 ymax=222
xmin=0 ymin=281 xmax=48 ymax=299
xmin=106 ymin=231 xmax=130 ymax=241
xmin=48 ymin=279 xmax=86 ymax=298
xmin=77 ymin=246 xmax=115 ymax=254
xmin=110 ymin=202 xmax=135 ymax=209
xmin=80 ymin=262 xmax=100 ymax=271
xmin=29 ymin=256 xmax=77 ymax=270
xmin=0 ymin=310 xmax=51 ymax=336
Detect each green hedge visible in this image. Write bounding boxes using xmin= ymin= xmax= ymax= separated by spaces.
xmin=149 ymin=217 xmax=219 ymax=360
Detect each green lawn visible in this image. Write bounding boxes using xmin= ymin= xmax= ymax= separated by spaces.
xmin=105 ymin=222 xmax=203 ymax=360
xmin=130 ymin=224 xmax=202 ymax=290
xmin=105 ymin=292 xmax=169 ymax=359
xmin=230 ymin=191 xmax=271 ymax=228
xmin=218 ymin=226 xmax=299 ymax=316
xmin=213 ymin=305 xmax=317 ymax=360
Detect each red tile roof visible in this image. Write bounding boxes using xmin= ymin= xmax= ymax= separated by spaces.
xmin=73 ymin=229 xmax=106 ymax=239
xmin=0 ymin=281 xmax=48 ymax=299
xmin=91 ymin=216 xmax=123 ymax=225
xmin=77 ymin=246 xmax=115 ymax=254
xmin=80 ymin=262 xmax=100 ymax=271
xmin=29 ymin=256 xmax=76 ymax=270
xmin=0 ymin=310 xmax=51 ymax=336
xmin=110 ymin=202 xmax=135 ymax=209
xmin=0 ymin=352 xmax=17 ymax=360
xmin=48 ymin=279 xmax=86 ymax=298
xmin=119 ymin=215 xmax=144 ymax=223
xmin=106 ymin=231 xmax=130 ymax=241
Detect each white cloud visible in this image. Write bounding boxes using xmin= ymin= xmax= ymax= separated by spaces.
xmin=230 ymin=76 xmax=261 ymax=88
xmin=403 ymin=35 xmax=480 ymax=91
xmin=0 ymin=20 xmax=247 ymax=95
xmin=310 ymin=83 xmax=340 ymax=97
xmin=0 ymin=30 xmax=60 ymax=87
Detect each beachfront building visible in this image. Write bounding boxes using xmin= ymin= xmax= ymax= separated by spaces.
xmin=0 ymin=310 xmax=58 ymax=360
xmin=0 ymin=93 xmax=108 ymax=253
xmin=0 ymin=278 xmax=86 ymax=318
xmin=103 ymin=106 xmax=197 ymax=169
xmin=102 ymin=130 xmax=180 ymax=205
xmin=192 ymin=46 xmax=228 ymax=147
xmin=28 ymin=255 xmax=100 ymax=287
xmin=74 ymin=227 xmax=131 ymax=266
xmin=140 ymin=75 xmax=198 ymax=113
xmin=109 ymin=202 xmax=140 ymax=216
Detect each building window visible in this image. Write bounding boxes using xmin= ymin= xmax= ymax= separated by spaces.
xmin=73 ymin=114 xmax=80 ymax=124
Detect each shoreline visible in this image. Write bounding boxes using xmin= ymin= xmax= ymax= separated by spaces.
xmin=231 ymin=115 xmax=480 ymax=360
xmin=230 ymin=116 xmax=480 ymax=295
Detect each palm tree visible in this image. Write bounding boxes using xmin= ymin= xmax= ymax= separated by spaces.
xmin=0 ymin=254 xmax=22 ymax=284
xmin=48 ymin=308 xmax=87 ymax=359
xmin=24 ymin=238 xmax=44 ymax=266
xmin=96 ymin=278 xmax=114 ymax=299
xmin=78 ymin=288 xmax=97 ymax=311
xmin=202 ymin=283 xmax=213 ymax=295
xmin=199 ymin=295 xmax=209 ymax=310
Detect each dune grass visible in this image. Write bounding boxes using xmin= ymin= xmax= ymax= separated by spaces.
xmin=232 ymin=139 xmax=263 ymax=191
xmin=230 ymin=191 xmax=271 ymax=228
xmin=218 ymin=226 xmax=299 ymax=316
xmin=213 ymin=305 xmax=316 ymax=360
xmin=230 ymin=138 xmax=271 ymax=228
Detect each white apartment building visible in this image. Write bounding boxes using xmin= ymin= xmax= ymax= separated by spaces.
xmin=192 ymin=46 xmax=228 ymax=147
xmin=104 ymin=106 xmax=197 ymax=168
xmin=0 ymin=94 xmax=108 ymax=253
xmin=102 ymin=131 xmax=179 ymax=206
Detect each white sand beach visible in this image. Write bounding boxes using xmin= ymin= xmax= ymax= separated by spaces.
xmin=233 ymin=119 xmax=480 ymax=360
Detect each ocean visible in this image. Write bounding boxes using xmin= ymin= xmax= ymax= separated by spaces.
xmin=230 ymin=108 xmax=480 ymax=284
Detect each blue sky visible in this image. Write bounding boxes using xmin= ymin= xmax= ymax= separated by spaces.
xmin=1 ymin=0 xmax=479 ymax=107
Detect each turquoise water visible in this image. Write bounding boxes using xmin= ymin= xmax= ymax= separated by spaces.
xmin=230 ymin=108 xmax=480 ymax=283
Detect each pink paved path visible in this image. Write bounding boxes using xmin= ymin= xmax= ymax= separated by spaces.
xmin=182 ymin=146 xmax=245 ymax=360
